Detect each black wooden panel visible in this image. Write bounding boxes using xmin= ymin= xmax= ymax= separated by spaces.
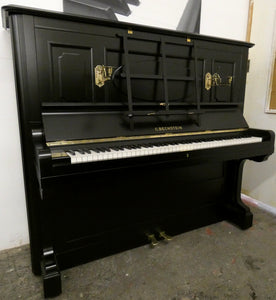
xmin=41 ymin=160 xmax=225 ymax=256
xmin=213 ymin=60 xmax=235 ymax=102
xmin=33 ymin=19 xmax=247 ymax=108
xmin=8 ymin=15 xmax=43 ymax=275
xmin=51 ymin=46 xmax=93 ymax=102
xmin=35 ymin=28 xmax=121 ymax=103
xmin=42 ymin=110 xmax=249 ymax=142
xmin=197 ymin=43 xmax=245 ymax=104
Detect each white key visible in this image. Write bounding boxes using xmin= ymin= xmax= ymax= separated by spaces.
xmin=66 ymin=136 xmax=263 ymax=164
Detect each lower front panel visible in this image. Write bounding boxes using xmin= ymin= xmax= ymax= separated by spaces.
xmin=41 ymin=159 xmax=228 ymax=270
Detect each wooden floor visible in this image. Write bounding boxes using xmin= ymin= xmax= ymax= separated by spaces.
xmin=0 ymin=205 xmax=276 ymax=299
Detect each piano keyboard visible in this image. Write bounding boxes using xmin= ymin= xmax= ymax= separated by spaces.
xmin=65 ymin=136 xmax=262 ymax=164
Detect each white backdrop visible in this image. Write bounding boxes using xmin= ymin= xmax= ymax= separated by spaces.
xmin=0 ymin=0 xmax=249 ymax=251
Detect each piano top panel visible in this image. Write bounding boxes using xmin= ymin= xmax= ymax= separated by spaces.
xmin=2 ymin=5 xmax=254 ymax=48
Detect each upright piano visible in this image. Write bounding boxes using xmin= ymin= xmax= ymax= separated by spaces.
xmin=2 ymin=5 xmax=274 ymax=298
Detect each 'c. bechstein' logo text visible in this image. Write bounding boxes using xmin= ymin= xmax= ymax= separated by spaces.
xmin=155 ymin=126 xmax=183 ymax=132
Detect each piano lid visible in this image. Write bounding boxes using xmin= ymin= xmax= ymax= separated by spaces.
xmin=1 ymin=5 xmax=254 ymax=48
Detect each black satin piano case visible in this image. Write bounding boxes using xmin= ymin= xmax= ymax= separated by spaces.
xmin=2 ymin=5 xmax=274 ymax=297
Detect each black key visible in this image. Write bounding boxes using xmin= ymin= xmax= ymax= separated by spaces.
xmin=77 ymin=149 xmax=85 ymax=154
xmin=83 ymin=148 xmax=91 ymax=154
xmin=92 ymin=148 xmax=101 ymax=153
xmin=110 ymin=147 xmax=120 ymax=151
xmin=67 ymin=150 xmax=76 ymax=156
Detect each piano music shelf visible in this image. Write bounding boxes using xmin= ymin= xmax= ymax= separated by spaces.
xmin=199 ymin=102 xmax=242 ymax=106
xmin=41 ymin=102 xmax=242 ymax=112
xmin=120 ymin=73 xmax=195 ymax=81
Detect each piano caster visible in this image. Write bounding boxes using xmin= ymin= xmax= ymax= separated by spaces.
xmin=145 ymin=233 xmax=159 ymax=248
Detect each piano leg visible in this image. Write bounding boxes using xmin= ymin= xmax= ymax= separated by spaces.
xmin=224 ymin=159 xmax=253 ymax=229
xmin=41 ymin=246 xmax=62 ymax=298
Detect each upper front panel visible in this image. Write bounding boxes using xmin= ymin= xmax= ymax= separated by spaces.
xmin=34 ymin=17 xmax=248 ymax=108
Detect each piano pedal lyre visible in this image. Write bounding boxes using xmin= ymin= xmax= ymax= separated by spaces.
xmin=145 ymin=232 xmax=159 ymax=248
xmin=156 ymin=228 xmax=172 ymax=243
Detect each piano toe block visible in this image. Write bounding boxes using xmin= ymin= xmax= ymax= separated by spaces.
xmin=225 ymin=204 xmax=253 ymax=229
xmin=41 ymin=247 xmax=62 ymax=298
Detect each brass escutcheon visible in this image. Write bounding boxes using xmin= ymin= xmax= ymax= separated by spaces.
xmin=95 ymin=65 xmax=114 ymax=87
xmin=205 ymin=72 xmax=212 ymax=90
xmin=205 ymin=72 xmax=233 ymax=90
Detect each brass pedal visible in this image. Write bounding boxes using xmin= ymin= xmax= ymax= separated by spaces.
xmin=157 ymin=230 xmax=172 ymax=242
xmin=146 ymin=233 xmax=159 ymax=247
